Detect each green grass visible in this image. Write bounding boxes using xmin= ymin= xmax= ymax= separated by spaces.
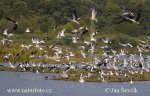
xmin=51 ymin=69 xmax=150 ymax=83
xmin=1 ymin=65 xmax=150 ymax=82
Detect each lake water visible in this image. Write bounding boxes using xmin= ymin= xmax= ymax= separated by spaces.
xmin=0 ymin=71 xmax=150 ymax=96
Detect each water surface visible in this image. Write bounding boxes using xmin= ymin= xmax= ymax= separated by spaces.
xmin=0 ymin=71 xmax=150 ymax=96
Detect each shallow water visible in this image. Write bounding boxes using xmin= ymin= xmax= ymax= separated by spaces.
xmin=0 ymin=62 xmax=147 ymax=70
xmin=0 ymin=71 xmax=150 ymax=96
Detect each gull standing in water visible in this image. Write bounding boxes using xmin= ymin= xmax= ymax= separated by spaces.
xmin=79 ymin=73 xmax=87 ymax=83
xmin=130 ymin=78 xmax=133 ymax=84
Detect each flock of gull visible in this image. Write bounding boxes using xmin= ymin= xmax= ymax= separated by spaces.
xmin=0 ymin=7 xmax=150 ymax=83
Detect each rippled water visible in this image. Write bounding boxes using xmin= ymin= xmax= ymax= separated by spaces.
xmin=0 ymin=71 xmax=150 ymax=96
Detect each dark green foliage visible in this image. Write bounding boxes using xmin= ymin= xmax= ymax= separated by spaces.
xmin=0 ymin=0 xmax=149 ymax=49
xmin=113 ymin=23 xmax=149 ymax=36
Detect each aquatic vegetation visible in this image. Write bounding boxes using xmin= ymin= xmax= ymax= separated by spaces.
xmin=51 ymin=69 xmax=150 ymax=83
